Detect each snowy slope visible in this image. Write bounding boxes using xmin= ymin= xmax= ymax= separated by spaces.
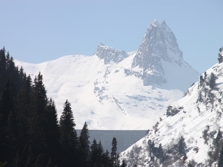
xmin=14 ymin=20 xmax=199 ymax=130
xmin=119 ymin=48 xmax=223 ymax=166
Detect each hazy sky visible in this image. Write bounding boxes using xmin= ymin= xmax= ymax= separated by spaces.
xmin=1 ymin=1 xmax=223 ymax=73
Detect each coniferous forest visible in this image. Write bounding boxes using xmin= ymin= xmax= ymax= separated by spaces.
xmin=0 ymin=47 xmax=126 ymax=167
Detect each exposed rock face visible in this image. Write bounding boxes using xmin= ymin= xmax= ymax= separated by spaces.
xmin=96 ymin=43 xmax=128 ymax=64
xmin=132 ymin=20 xmax=184 ymax=86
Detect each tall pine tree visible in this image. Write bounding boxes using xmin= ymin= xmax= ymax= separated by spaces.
xmin=26 ymin=73 xmax=48 ymax=166
xmin=45 ymin=99 xmax=60 ymax=166
xmin=78 ymin=122 xmax=90 ymax=167
xmin=111 ymin=137 xmax=117 ymax=166
xmin=59 ymin=100 xmax=79 ymax=167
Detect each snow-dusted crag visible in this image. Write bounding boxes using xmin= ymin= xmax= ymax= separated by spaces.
xmin=96 ymin=43 xmax=129 ymax=64
xmin=14 ymin=20 xmax=199 ymax=130
xmin=119 ymin=49 xmax=223 ymax=166
xmin=130 ymin=20 xmax=195 ymax=90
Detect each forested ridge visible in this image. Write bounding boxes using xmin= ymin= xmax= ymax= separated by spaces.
xmin=0 ymin=47 xmax=126 ymax=167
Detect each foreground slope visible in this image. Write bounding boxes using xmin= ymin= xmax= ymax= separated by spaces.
xmin=15 ymin=20 xmax=198 ymax=130
xmin=119 ymin=49 xmax=223 ymax=166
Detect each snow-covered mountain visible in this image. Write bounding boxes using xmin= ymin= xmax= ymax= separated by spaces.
xmin=119 ymin=48 xmax=223 ymax=166
xmin=14 ymin=20 xmax=198 ymax=130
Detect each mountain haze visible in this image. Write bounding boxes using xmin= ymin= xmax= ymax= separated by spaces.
xmin=15 ymin=20 xmax=199 ymax=130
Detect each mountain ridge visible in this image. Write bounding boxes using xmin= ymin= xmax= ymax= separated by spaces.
xmin=14 ymin=20 xmax=199 ymax=130
xmin=119 ymin=49 xmax=223 ymax=166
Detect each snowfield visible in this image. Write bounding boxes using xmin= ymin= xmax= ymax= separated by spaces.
xmin=14 ymin=20 xmax=198 ymax=130
xmin=15 ymin=53 xmax=185 ymax=130
xmin=119 ymin=59 xmax=223 ymax=166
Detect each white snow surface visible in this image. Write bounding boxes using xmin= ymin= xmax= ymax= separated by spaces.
xmin=15 ymin=53 xmax=184 ymax=130
xmin=15 ymin=52 xmax=197 ymax=130
xmin=14 ymin=20 xmax=199 ymax=130
xmin=119 ymin=62 xmax=223 ymax=166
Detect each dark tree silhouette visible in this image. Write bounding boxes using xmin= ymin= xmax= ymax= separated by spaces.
xmin=78 ymin=122 xmax=90 ymax=167
xmin=111 ymin=137 xmax=118 ymax=166
xmin=59 ymin=100 xmax=79 ymax=167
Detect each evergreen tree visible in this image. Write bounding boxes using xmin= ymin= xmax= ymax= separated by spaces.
xmin=15 ymin=76 xmax=32 ymax=166
xmin=0 ymin=79 xmax=17 ymax=164
xmin=26 ymin=73 xmax=48 ymax=165
xmin=89 ymin=139 xmax=98 ymax=167
xmin=97 ymin=141 xmax=104 ymax=166
xmin=218 ymin=47 xmax=223 ymax=63
xmin=78 ymin=122 xmax=90 ymax=167
xmin=204 ymin=72 xmax=207 ymax=80
xmin=178 ymin=136 xmax=186 ymax=156
xmin=209 ymin=73 xmax=218 ymax=89
xmin=200 ymin=75 xmax=204 ymax=86
xmin=120 ymin=160 xmax=127 ymax=167
xmin=111 ymin=137 xmax=117 ymax=166
xmin=59 ymin=100 xmax=79 ymax=167
xmin=5 ymin=110 xmax=19 ymax=166
xmin=45 ymin=99 xmax=60 ymax=166
xmin=89 ymin=139 xmax=107 ymax=167
xmin=0 ymin=47 xmax=6 ymax=91
xmin=101 ymin=150 xmax=111 ymax=167
xmin=0 ymin=79 xmax=16 ymax=127
xmin=219 ymin=146 xmax=223 ymax=167
xmin=158 ymin=144 xmax=164 ymax=162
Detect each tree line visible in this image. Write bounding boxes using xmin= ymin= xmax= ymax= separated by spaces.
xmin=0 ymin=47 xmax=126 ymax=167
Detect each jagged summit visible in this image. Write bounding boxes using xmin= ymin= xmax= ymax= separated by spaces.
xmin=129 ymin=20 xmax=197 ymax=89
xmin=96 ymin=43 xmax=128 ymax=64
xmin=132 ymin=20 xmax=183 ymax=68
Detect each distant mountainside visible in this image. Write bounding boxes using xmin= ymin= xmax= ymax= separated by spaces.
xmin=119 ymin=48 xmax=223 ymax=166
xmin=14 ymin=20 xmax=199 ymax=130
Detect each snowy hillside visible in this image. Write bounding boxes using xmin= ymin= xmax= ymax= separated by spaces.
xmin=119 ymin=48 xmax=223 ymax=166
xmin=14 ymin=20 xmax=198 ymax=130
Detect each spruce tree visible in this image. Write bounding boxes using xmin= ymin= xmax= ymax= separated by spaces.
xmin=219 ymin=146 xmax=223 ymax=167
xmin=158 ymin=144 xmax=164 ymax=162
xmin=5 ymin=110 xmax=19 ymax=166
xmin=27 ymin=73 xmax=48 ymax=165
xmin=89 ymin=139 xmax=98 ymax=167
xmin=209 ymin=73 xmax=218 ymax=89
xmin=15 ymin=76 xmax=32 ymax=166
xmin=178 ymin=136 xmax=186 ymax=156
xmin=45 ymin=99 xmax=60 ymax=166
xmin=111 ymin=137 xmax=117 ymax=166
xmin=78 ymin=122 xmax=90 ymax=167
xmin=120 ymin=160 xmax=127 ymax=167
xmin=59 ymin=100 xmax=79 ymax=167
xmin=218 ymin=47 xmax=223 ymax=63
xmin=101 ymin=150 xmax=112 ymax=167
xmin=0 ymin=79 xmax=16 ymax=164
xmin=97 ymin=141 xmax=104 ymax=166
xmin=0 ymin=47 xmax=6 ymax=91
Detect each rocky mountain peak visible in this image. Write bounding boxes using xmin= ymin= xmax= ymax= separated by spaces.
xmin=96 ymin=43 xmax=128 ymax=64
xmin=131 ymin=20 xmax=185 ymax=86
